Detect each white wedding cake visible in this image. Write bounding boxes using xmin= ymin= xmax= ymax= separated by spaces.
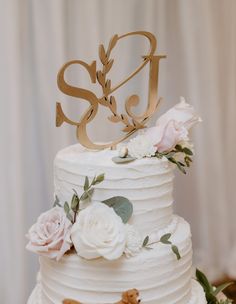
xmin=26 ymin=31 xmax=232 ymax=304
xmin=26 ymin=98 xmax=208 ymax=304
xmin=27 ymin=142 xmax=207 ymax=304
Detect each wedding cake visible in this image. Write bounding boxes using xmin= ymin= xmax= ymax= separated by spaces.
xmin=26 ymin=31 xmax=230 ymax=304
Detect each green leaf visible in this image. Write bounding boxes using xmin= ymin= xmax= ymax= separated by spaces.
xmin=95 ymin=173 xmax=105 ymax=184
xmin=80 ymin=188 xmax=94 ymax=201
xmin=212 ymin=282 xmax=234 ymax=296
xmin=160 ymin=233 xmax=172 ymax=244
xmin=53 ymin=195 xmax=61 ymax=207
xmin=175 ymin=144 xmax=183 ymax=151
xmin=84 ymin=176 xmax=89 ymax=191
xmin=165 ymin=152 xmax=176 ymax=158
xmin=64 ymin=202 xmax=70 ymax=214
xmin=171 ymin=245 xmax=181 ymax=260
xmin=91 ymin=176 xmax=97 ymax=186
xmin=196 ymin=269 xmax=214 ymax=294
xmin=142 ymin=236 xmax=149 ymax=247
xmin=176 ymin=162 xmax=187 ymax=174
xmin=71 ymin=194 xmax=79 ymax=211
xmin=102 ymin=196 xmax=133 ymax=223
xmin=183 ymin=147 xmax=193 ymax=156
xmin=112 ymin=156 xmax=136 ymax=164
xmin=66 ymin=212 xmax=73 ymax=222
xmin=87 ymin=188 xmax=94 ymax=198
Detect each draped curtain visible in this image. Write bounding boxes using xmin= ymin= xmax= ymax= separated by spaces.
xmin=1 ymin=1 xmax=236 ymax=303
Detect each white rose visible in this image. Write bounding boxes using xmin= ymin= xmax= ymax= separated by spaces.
xmin=127 ymin=134 xmax=156 ymax=159
xmin=26 ymin=207 xmax=72 ymax=261
xmin=124 ymin=224 xmax=142 ymax=258
xmin=71 ymin=203 xmax=126 ymax=260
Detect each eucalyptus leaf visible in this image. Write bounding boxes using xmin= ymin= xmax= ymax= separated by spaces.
xmin=165 ymin=152 xmax=176 ymax=158
xmin=80 ymin=192 xmax=89 ymax=201
xmin=102 ymin=196 xmax=133 ymax=223
xmin=176 ymin=162 xmax=187 ymax=174
xmin=64 ymin=202 xmax=70 ymax=214
xmin=183 ymin=147 xmax=193 ymax=156
xmin=53 ymin=195 xmax=61 ymax=207
xmin=142 ymin=236 xmax=149 ymax=247
xmin=84 ymin=176 xmax=89 ymax=191
xmin=66 ymin=212 xmax=73 ymax=223
xmin=112 ymin=156 xmax=136 ymax=164
xmin=87 ymin=188 xmax=94 ymax=198
xmin=175 ymin=144 xmax=183 ymax=151
xmin=171 ymin=245 xmax=181 ymax=260
xmin=95 ymin=173 xmax=105 ymax=184
xmin=91 ymin=176 xmax=97 ymax=186
xmin=160 ymin=233 xmax=172 ymax=244
xmin=71 ymin=194 xmax=79 ymax=211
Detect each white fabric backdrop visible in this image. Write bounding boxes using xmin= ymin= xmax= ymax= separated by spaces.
xmin=1 ymin=0 xmax=236 ymax=303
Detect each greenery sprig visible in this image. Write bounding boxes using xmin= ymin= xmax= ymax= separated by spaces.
xmin=142 ymin=233 xmax=181 ymax=260
xmin=196 ymin=269 xmax=234 ymax=304
xmin=155 ymin=144 xmax=193 ymax=174
xmin=53 ymin=173 xmax=105 ymax=223
xmin=112 ymin=143 xmax=194 ymax=174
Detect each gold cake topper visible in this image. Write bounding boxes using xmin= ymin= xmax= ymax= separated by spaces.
xmin=56 ymin=31 xmax=165 ymax=150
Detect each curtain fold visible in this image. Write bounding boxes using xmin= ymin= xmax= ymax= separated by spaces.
xmin=1 ymin=1 xmax=235 ymax=303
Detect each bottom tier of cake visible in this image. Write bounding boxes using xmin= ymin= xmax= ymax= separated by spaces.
xmin=27 ymin=217 xmax=206 ymax=304
xmin=28 ymin=280 xmax=206 ymax=304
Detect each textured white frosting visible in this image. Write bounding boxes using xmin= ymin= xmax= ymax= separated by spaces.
xmin=36 ymin=218 xmax=196 ymax=304
xmin=28 ymin=280 xmax=206 ymax=304
xmin=28 ymin=219 xmax=206 ymax=304
xmin=27 ymin=144 xmax=207 ymax=304
xmin=54 ymin=144 xmax=174 ymax=236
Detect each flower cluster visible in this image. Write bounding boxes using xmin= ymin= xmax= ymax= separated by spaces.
xmin=26 ymin=176 xmax=143 ymax=261
xmin=114 ymin=97 xmax=201 ymax=173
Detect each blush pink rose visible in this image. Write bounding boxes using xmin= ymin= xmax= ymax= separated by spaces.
xmin=26 ymin=206 xmax=72 ymax=261
xmin=145 ymin=97 xmax=201 ymax=152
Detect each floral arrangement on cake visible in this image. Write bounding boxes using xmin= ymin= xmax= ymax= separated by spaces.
xmin=26 ymin=174 xmax=181 ymax=262
xmin=113 ymin=97 xmax=202 ymax=174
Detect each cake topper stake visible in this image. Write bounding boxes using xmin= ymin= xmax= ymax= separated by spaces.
xmin=56 ymin=31 xmax=166 ymax=150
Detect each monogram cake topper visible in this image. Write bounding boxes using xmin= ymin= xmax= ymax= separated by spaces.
xmin=56 ymin=31 xmax=166 ymax=150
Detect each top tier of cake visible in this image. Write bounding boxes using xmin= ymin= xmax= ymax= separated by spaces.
xmin=54 ymin=144 xmax=174 ymax=236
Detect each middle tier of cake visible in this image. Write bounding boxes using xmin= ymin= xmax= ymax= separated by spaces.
xmin=54 ymin=144 xmax=175 ymax=236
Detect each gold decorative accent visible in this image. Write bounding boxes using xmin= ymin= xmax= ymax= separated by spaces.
xmin=62 ymin=288 xmax=141 ymax=304
xmin=56 ymin=31 xmax=166 ymax=150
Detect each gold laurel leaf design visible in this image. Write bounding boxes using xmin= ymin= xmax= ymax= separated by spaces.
xmin=99 ymin=44 xmax=107 ymax=65
xmin=108 ymin=115 xmax=121 ymax=123
xmin=97 ymin=37 xmax=140 ymax=134
xmin=104 ymin=59 xmax=114 ymax=74
xmin=107 ymin=34 xmax=118 ymax=57
xmin=109 ymin=96 xmax=117 ymax=113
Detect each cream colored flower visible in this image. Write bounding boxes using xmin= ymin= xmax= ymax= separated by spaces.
xmin=127 ymin=134 xmax=156 ymax=159
xmin=124 ymin=224 xmax=142 ymax=258
xmin=71 ymin=203 xmax=126 ymax=260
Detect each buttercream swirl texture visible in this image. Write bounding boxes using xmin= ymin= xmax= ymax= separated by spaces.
xmin=28 ymin=218 xmax=206 ymax=304
xmin=27 ymin=144 xmax=207 ymax=303
xmin=54 ymin=144 xmax=174 ymax=236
